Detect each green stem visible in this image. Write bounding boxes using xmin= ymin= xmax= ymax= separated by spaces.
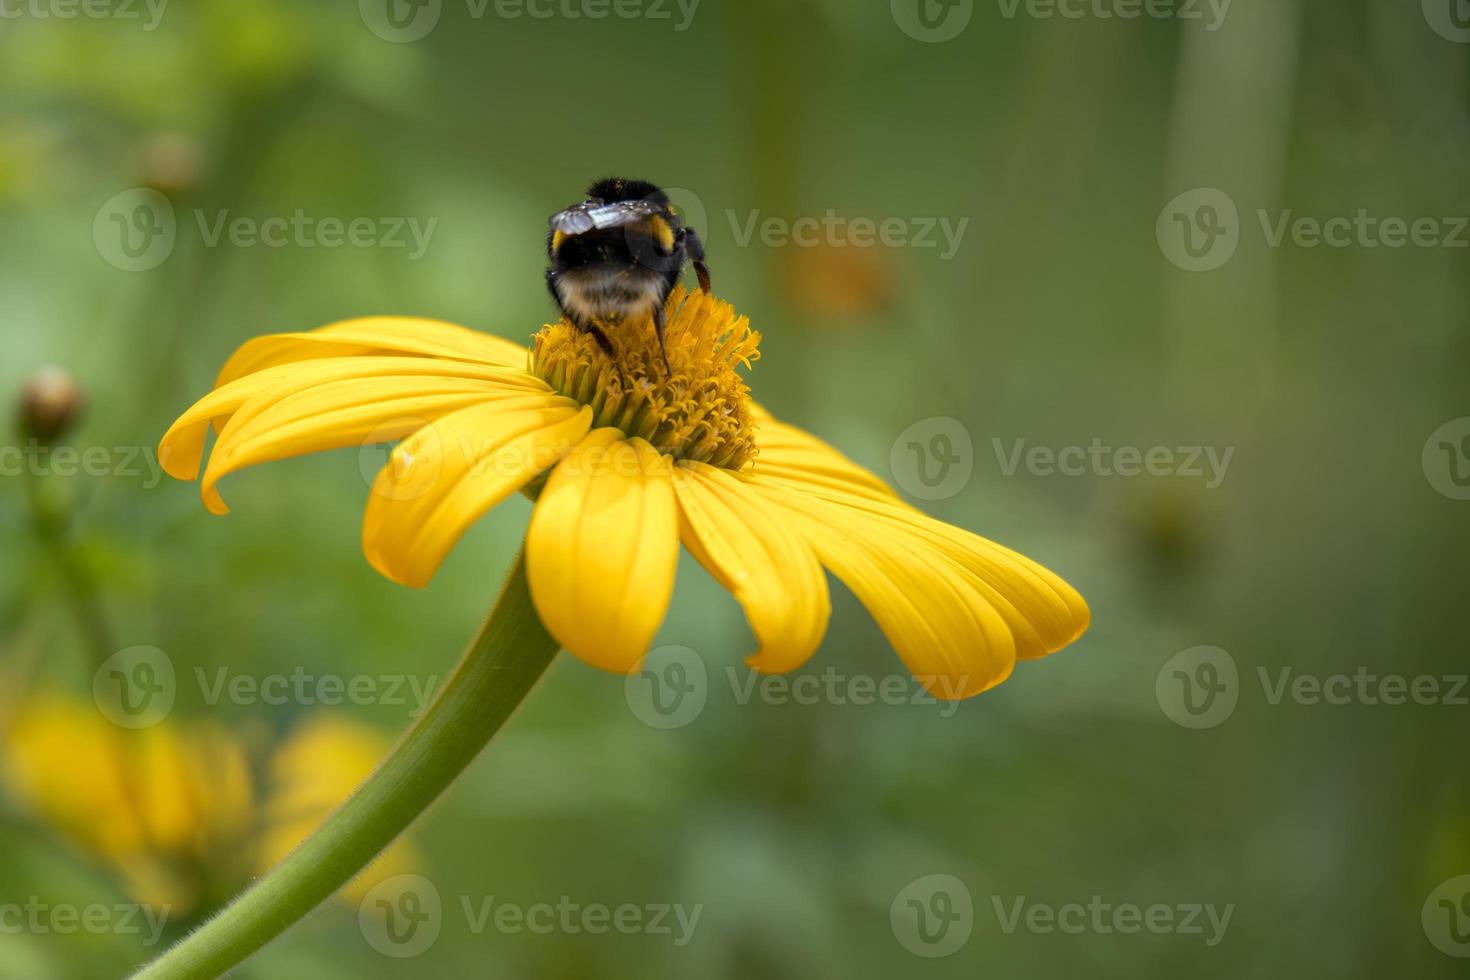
xmin=130 ymin=551 xmax=559 ymax=980
xmin=21 ymin=462 xmax=116 ymax=665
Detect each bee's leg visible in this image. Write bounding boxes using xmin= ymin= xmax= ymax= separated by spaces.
xmin=683 ymin=228 xmax=712 ymax=292
xmin=583 ymin=322 xmax=617 ymax=360
xmin=653 ymin=302 xmax=673 ymax=378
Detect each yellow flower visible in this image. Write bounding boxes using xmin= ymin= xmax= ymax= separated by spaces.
xmin=3 ymin=697 xmax=416 ymax=913
xmin=255 ymin=714 xmax=418 ymax=902
xmin=161 ymin=288 xmax=1088 ymax=698
xmin=4 ymin=695 xmax=253 ymax=915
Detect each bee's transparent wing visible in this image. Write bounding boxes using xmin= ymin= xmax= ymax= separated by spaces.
xmin=549 ymin=200 xmax=663 ymax=235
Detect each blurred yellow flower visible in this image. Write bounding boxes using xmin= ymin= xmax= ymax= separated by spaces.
xmin=256 ymin=714 xmax=417 ymax=901
xmin=161 ymin=288 xmax=1088 ymax=698
xmin=4 ymin=696 xmax=251 ymax=914
xmin=3 ymin=696 xmax=415 ymax=916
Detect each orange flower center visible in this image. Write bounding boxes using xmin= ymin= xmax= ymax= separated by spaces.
xmin=530 ymin=286 xmax=761 ymax=469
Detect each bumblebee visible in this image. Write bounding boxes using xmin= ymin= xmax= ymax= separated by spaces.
xmin=546 ymin=177 xmax=711 ymax=368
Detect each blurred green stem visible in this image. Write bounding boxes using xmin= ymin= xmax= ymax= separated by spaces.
xmin=20 ymin=463 xmax=114 ymax=663
xmin=129 ymin=551 xmax=559 ymax=980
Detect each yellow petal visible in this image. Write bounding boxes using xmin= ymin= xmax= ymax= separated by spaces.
xmin=756 ymin=481 xmax=1088 ymax=657
xmin=672 ymin=461 xmax=830 ymax=673
xmin=526 ymin=431 xmax=679 ymax=673
xmin=216 ymin=316 xmax=529 ymax=385
xmin=364 ymin=401 xmax=593 ymax=588
xmin=750 ymin=412 xmax=897 ymax=502
xmin=129 ymin=729 xmax=195 ymax=856
xmin=161 ymin=356 xmax=546 ymax=486
xmin=744 ymin=413 xmax=1088 ymax=658
xmin=3 ymin=697 xmax=147 ymax=858
xmin=752 ymin=481 xmax=1018 ymax=699
xmin=202 ymin=376 xmax=561 ymax=515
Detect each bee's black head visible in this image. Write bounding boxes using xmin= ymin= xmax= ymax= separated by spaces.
xmin=586 ymin=177 xmax=667 ymax=207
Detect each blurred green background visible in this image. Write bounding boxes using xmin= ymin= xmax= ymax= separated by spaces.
xmin=3 ymin=0 xmax=1469 ymax=976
